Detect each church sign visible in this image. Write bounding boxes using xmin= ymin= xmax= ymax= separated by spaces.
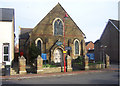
xmin=65 ymin=46 xmax=72 ymax=50
xmin=63 ymin=51 xmax=67 ymax=54
xmin=56 ymin=41 xmax=62 ymax=46
xmin=41 ymin=53 xmax=47 ymax=60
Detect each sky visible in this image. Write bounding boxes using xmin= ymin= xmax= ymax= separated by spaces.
xmin=0 ymin=0 xmax=119 ymax=45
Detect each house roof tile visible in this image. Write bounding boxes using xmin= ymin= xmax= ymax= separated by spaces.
xmin=0 ymin=8 xmax=14 ymax=21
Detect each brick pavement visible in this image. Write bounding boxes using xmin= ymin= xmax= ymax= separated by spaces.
xmin=1 ymin=67 xmax=119 ymax=80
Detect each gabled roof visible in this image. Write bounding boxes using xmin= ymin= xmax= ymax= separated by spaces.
xmin=0 ymin=8 xmax=14 ymax=21
xmin=85 ymin=41 xmax=94 ymax=50
xmin=85 ymin=41 xmax=90 ymax=46
xmin=20 ymin=28 xmax=33 ymax=34
xmin=31 ymin=3 xmax=85 ymax=37
xmin=57 ymin=3 xmax=85 ymax=37
xmin=100 ymin=19 xmax=119 ymax=40
xmin=19 ymin=28 xmax=33 ymax=39
xmin=109 ymin=19 xmax=119 ymax=32
xmin=94 ymin=39 xmax=100 ymax=44
xmin=85 ymin=41 xmax=94 ymax=46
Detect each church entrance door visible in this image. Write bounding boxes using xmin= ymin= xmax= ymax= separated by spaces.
xmin=54 ymin=49 xmax=63 ymax=63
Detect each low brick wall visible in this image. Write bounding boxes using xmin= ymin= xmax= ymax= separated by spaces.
xmin=43 ymin=67 xmax=63 ymax=73
xmin=89 ymin=64 xmax=106 ymax=70
xmin=89 ymin=64 xmax=102 ymax=70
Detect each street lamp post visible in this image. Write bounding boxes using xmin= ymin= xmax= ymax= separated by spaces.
xmin=63 ymin=12 xmax=68 ymax=72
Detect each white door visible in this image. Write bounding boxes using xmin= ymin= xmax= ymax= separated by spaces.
xmin=54 ymin=49 xmax=63 ymax=63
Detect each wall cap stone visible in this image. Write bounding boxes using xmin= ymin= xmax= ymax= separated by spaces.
xmin=37 ymin=55 xmax=42 ymax=60
xmin=67 ymin=55 xmax=71 ymax=59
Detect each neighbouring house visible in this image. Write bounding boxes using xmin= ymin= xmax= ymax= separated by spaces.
xmin=94 ymin=40 xmax=101 ymax=62
xmin=94 ymin=19 xmax=119 ymax=64
xmin=85 ymin=41 xmax=95 ymax=62
xmin=0 ymin=8 xmax=15 ymax=75
xmin=19 ymin=3 xmax=86 ymax=65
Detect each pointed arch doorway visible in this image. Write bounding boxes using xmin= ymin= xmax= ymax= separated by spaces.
xmin=54 ymin=48 xmax=63 ymax=63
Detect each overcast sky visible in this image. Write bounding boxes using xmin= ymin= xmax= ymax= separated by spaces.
xmin=0 ymin=0 xmax=119 ymax=44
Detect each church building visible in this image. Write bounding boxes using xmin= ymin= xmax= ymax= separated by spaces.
xmin=19 ymin=3 xmax=86 ymax=64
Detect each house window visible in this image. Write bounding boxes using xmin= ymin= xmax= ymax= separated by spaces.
xmin=3 ymin=43 xmax=9 ymax=61
xmin=53 ymin=18 xmax=63 ymax=36
xmin=75 ymin=41 xmax=79 ymax=54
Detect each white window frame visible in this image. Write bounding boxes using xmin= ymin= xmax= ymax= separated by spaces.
xmin=3 ymin=43 xmax=10 ymax=62
xmin=53 ymin=18 xmax=64 ymax=36
xmin=35 ymin=38 xmax=43 ymax=53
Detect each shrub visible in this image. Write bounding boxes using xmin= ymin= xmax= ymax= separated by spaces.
xmin=29 ymin=43 xmax=40 ymax=63
xmin=43 ymin=64 xmax=57 ymax=68
xmin=96 ymin=61 xmax=103 ymax=64
xmin=74 ymin=56 xmax=84 ymax=65
xmin=88 ymin=61 xmax=103 ymax=66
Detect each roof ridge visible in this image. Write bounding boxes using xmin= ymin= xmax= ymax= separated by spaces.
xmin=21 ymin=28 xmax=33 ymax=29
xmin=109 ymin=19 xmax=119 ymax=22
xmin=31 ymin=3 xmax=86 ymax=37
xmin=109 ymin=19 xmax=120 ymax=32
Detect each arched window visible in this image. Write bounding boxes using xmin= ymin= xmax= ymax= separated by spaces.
xmin=35 ymin=38 xmax=43 ymax=55
xmin=37 ymin=40 xmax=41 ymax=55
xmin=75 ymin=41 xmax=79 ymax=54
xmin=74 ymin=39 xmax=80 ymax=55
xmin=81 ymin=40 xmax=83 ymax=55
xmin=53 ymin=18 xmax=63 ymax=36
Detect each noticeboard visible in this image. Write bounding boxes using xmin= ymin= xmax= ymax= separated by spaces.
xmin=86 ymin=53 xmax=95 ymax=60
xmin=65 ymin=46 xmax=72 ymax=50
xmin=41 ymin=53 xmax=47 ymax=60
xmin=56 ymin=41 xmax=62 ymax=46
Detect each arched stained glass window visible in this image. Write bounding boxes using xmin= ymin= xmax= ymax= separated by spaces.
xmin=54 ymin=18 xmax=63 ymax=36
xmin=81 ymin=40 xmax=83 ymax=55
xmin=75 ymin=41 xmax=79 ymax=54
xmin=54 ymin=21 xmax=58 ymax=35
xmin=37 ymin=40 xmax=41 ymax=55
xmin=58 ymin=21 xmax=63 ymax=35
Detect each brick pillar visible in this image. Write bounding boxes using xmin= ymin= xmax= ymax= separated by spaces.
xmin=106 ymin=54 xmax=110 ymax=68
xmin=37 ymin=55 xmax=43 ymax=74
xmin=67 ymin=55 xmax=72 ymax=72
xmin=84 ymin=55 xmax=89 ymax=70
xmin=19 ymin=56 xmax=26 ymax=75
xmin=101 ymin=64 xmax=105 ymax=69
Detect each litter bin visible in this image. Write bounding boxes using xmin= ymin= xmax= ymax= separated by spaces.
xmin=5 ymin=65 xmax=10 ymax=76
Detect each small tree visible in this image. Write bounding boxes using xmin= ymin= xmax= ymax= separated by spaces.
xmin=29 ymin=43 xmax=39 ymax=63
